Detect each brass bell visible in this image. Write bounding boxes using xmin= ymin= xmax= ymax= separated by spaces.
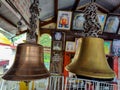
xmin=66 ymin=37 xmax=115 ymax=80
xmin=71 ymin=38 xmax=82 ymax=62
xmin=2 ymin=43 xmax=50 ymax=81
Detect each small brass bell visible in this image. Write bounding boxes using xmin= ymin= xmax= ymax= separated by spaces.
xmin=66 ymin=37 xmax=115 ymax=80
xmin=2 ymin=43 xmax=50 ymax=81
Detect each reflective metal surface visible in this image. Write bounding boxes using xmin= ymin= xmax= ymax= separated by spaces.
xmin=66 ymin=37 xmax=115 ymax=79
xmin=2 ymin=43 xmax=50 ymax=81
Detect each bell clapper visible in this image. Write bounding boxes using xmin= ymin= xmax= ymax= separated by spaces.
xmin=19 ymin=81 xmax=30 ymax=90
xmin=19 ymin=81 xmax=35 ymax=90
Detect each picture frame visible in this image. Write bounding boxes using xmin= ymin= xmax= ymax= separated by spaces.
xmin=118 ymin=28 xmax=120 ymax=34
xmin=53 ymin=41 xmax=62 ymax=51
xmin=72 ymin=12 xmax=85 ymax=31
xmin=52 ymin=52 xmax=63 ymax=61
xmin=104 ymin=40 xmax=112 ymax=55
xmin=104 ymin=15 xmax=120 ymax=33
xmin=75 ymin=38 xmax=82 ymax=51
xmin=111 ymin=39 xmax=120 ymax=56
xmin=50 ymin=61 xmax=63 ymax=74
xmin=57 ymin=11 xmax=72 ymax=30
xmin=65 ymin=41 xmax=76 ymax=52
xmin=54 ymin=32 xmax=62 ymax=41
xmin=97 ymin=13 xmax=107 ymax=31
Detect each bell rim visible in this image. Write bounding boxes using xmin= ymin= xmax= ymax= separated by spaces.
xmin=18 ymin=43 xmax=43 ymax=47
xmin=82 ymin=37 xmax=103 ymax=40
xmin=66 ymin=66 xmax=115 ymax=79
xmin=2 ymin=73 xmax=50 ymax=81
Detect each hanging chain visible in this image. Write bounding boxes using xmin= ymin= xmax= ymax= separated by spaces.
xmin=26 ymin=0 xmax=40 ymax=43
xmin=0 ymin=0 xmax=2 ymax=7
xmin=82 ymin=3 xmax=101 ymax=37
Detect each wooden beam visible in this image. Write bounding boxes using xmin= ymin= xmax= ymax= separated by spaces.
xmin=71 ymin=0 xmax=80 ymax=11
xmin=95 ymin=3 xmax=109 ymax=13
xmin=0 ymin=15 xmax=17 ymax=27
xmin=39 ymin=0 xmax=58 ymax=27
xmin=40 ymin=27 xmax=120 ymax=40
xmin=16 ymin=30 xmax=28 ymax=36
xmin=77 ymin=3 xmax=109 ymax=13
xmin=40 ymin=18 xmax=55 ymax=26
xmin=39 ymin=28 xmax=52 ymax=35
xmin=5 ymin=0 xmax=30 ymax=26
xmin=54 ymin=0 xmax=58 ymax=22
xmin=77 ymin=3 xmax=89 ymax=10
xmin=110 ymin=4 xmax=120 ymax=12
xmin=108 ymin=13 xmax=120 ymax=16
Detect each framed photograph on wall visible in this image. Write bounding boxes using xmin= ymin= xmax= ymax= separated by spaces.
xmin=72 ymin=12 xmax=85 ymax=31
xmin=97 ymin=13 xmax=107 ymax=31
xmin=52 ymin=52 xmax=63 ymax=61
xmin=104 ymin=40 xmax=112 ymax=55
xmin=65 ymin=41 xmax=76 ymax=52
xmin=54 ymin=32 xmax=62 ymax=41
xmin=111 ymin=39 xmax=120 ymax=56
xmin=104 ymin=16 xmax=119 ymax=33
xmin=75 ymin=38 xmax=82 ymax=51
xmin=53 ymin=41 xmax=62 ymax=51
xmin=57 ymin=11 xmax=72 ymax=30
xmin=118 ymin=28 xmax=120 ymax=34
xmin=50 ymin=61 xmax=63 ymax=74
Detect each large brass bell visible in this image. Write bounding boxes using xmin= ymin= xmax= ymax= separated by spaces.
xmin=66 ymin=37 xmax=115 ymax=80
xmin=2 ymin=43 xmax=50 ymax=81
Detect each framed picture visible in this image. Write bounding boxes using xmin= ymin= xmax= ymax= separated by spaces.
xmin=65 ymin=41 xmax=76 ymax=52
xmin=104 ymin=40 xmax=112 ymax=55
xmin=111 ymin=39 xmax=120 ymax=56
xmin=57 ymin=11 xmax=72 ymax=30
xmin=72 ymin=12 xmax=85 ymax=31
xmin=97 ymin=13 xmax=107 ymax=31
xmin=104 ymin=16 xmax=119 ymax=33
xmin=75 ymin=38 xmax=82 ymax=51
xmin=52 ymin=52 xmax=63 ymax=61
xmin=53 ymin=41 xmax=62 ymax=51
xmin=50 ymin=61 xmax=63 ymax=74
xmin=118 ymin=28 xmax=120 ymax=34
xmin=54 ymin=32 xmax=62 ymax=40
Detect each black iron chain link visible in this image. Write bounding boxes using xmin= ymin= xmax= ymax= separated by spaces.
xmin=26 ymin=0 xmax=41 ymax=43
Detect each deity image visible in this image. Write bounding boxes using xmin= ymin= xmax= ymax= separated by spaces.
xmin=104 ymin=16 xmax=119 ymax=33
xmin=73 ymin=13 xmax=85 ymax=30
xmin=59 ymin=14 xmax=69 ymax=28
xmin=57 ymin=11 xmax=72 ymax=30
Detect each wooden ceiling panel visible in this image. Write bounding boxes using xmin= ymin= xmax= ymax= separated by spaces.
xmin=0 ymin=1 xmax=19 ymax=27
xmin=0 ymin=16 xmax=17 ymax=35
